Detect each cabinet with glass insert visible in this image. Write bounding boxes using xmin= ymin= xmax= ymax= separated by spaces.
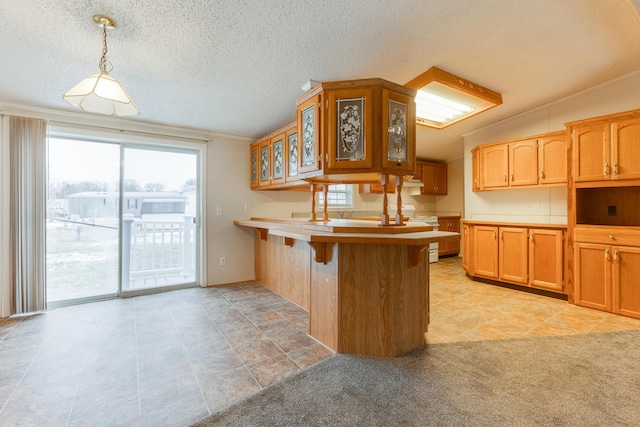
xmin=295 ymin=78 xmax=416 ymax=181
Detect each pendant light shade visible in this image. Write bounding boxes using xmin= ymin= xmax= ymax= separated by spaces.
xmin=63 ymin=16 xmax=139 ymax=117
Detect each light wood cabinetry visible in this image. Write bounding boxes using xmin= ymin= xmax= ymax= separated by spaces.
xmin=499 ymin=227 xmax=528 ymax=285
xmin=461 ymin=223 xmax=470 ymax=271
xmin=463 ymin=221 xmax=566 ymax=294
xmin=472 ymin=130 xmax=567 ymax=191
xmin=473 ymin=225 xmax=499 ymax=279
xmin=471 ymin=148 xmax=481 ymax=191
xmin=567 ymin=109 xmax=640 ymax=320
xmin=438 ymin=216 xmax=460 ymax=256
xmin=573 ymin=227 xmax=640 ymax=319
xmin=250 ymin=122 xmax=309 ymax=191
xmin=529 ymin=229 xmax=564 ymax=292
xmin=482 ymin=144 xmax=509 ymax=189
xmin=571 ymin=114 xmax=640 ymax=183
xmin=296 ymin=78 xmax=417 ymax=181
xmin=414 ymin=160 xmax=447 ymax=195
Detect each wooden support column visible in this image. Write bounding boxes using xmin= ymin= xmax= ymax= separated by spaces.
xmin=380 ymin=174 xmax=391 ymax=226
xmin=395 ymin=175 xmax=405 ymax=226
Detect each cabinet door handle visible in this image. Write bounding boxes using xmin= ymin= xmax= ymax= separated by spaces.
xmin=614 ymin=162 xmax=618 ymax=175
xmin=500 ymin=231 xmax=503 ymax=240
xmin=605 ymin=249 xmax=610 ymax=262
xmin=614 ymin=250 xmax=619 ymax=263
xmin=608 ymin=234 xmax=615 ymax=240
xmin=539 ymin=170 xmax=544 ymax=179
xmin=503 ymin=175 xmax=507 ymax=182
xmin=604 ymin=162 xmax=609 ymax=176
xmin=493 ymin=230 xmax=497 ymax=239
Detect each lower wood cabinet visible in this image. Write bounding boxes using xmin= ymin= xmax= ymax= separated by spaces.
xmin=575 ymin=242 xmax=640 ymax=319
xmin=464 ymin=221 xmax=566 ymax=294
xmin=438 ymin=217 xmax=460 ymax=256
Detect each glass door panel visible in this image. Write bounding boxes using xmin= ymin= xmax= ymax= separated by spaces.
xmin=46 ymin=138 xmax=120 ymax=303
xmin=121 ymin=147 xmax=198 ymax=292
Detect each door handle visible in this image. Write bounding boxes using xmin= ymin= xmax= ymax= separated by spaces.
xmin=614 ymin=250 xmax=619 ymax=263
xmin=604 ymin=162 xmax=609 ymax=176
xmin=605 ymin=249 xmax=610 ymax=262
xmin=614 ymin=162 xmax=618 ymax=175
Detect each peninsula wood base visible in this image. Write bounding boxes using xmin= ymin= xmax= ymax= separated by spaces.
xmin=254 ymin=231 xmax=429 ymax=357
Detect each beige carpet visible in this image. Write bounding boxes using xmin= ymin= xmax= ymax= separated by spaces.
xmin=192 ymin=330 xmax=640 ymax=426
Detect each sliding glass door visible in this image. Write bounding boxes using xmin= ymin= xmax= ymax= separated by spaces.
xmin=46 ymin=138 xmax=120 ymax=303
xmin=121 ymin=146 xmax=198 ymax=293
xmin=46 ymin=137 xmax=200 ymax=305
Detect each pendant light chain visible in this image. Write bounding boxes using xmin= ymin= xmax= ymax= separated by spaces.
xmin=99 ymin=23 xmax=108 ymax=73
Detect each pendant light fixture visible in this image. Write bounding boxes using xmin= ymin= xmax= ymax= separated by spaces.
xmin=63 ymin=15 xmax=139 ymax=117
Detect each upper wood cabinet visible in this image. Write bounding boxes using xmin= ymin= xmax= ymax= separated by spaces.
xmin=296 ymin=78 xmax=417 ymax=181
xmin=250 ymin=143 xmax=259 ymax=189
xmin=250 ymin=122 xmax=309 ymax=191
xmin=482 ymin=144 xmax=509 ymax=189
xmin=473 ymin=130 xmax=567 ymax=191
xmin=569 ymin=114 xmax=640 ymax=183
xmin=415 ymin=161 xmax=447 ymax=195
xmin=539 ymin=131 xmax=567 ymax=185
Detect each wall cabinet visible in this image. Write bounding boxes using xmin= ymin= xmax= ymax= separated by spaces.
xmin=250 ymin=122 xmax=309 ymax=191
xmin=463 ymin=221 xmax=565 ymax=294
xmin=571 ymin=115 xmax=640 ymax=183
xmin=473 ymin=130 xmax=566 ymax=191
xmin=420 ymin=162 xmax=447 ymax=195
xmin=438 ymin=216 xmax=460 ymax=256
xmin=296 ymin=78 xmax=417 ymax=181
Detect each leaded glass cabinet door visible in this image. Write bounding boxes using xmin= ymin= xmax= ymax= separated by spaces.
xmin=286 ymin=127 xmax=299 ymax=182
xmin=250 ymin=142 xmax=259 ymax=189
xmin=381 ymin=89 xmax=416 ymax=176
xmin=327 ymin=88 xmax=373 ymax=172
xmin=271 ymin=133 xmax=285 ymax=185
xmin=297 ymin=93 xmax=322 ymax=175
xmin=258 ymin=139 xmax=271 ymax=187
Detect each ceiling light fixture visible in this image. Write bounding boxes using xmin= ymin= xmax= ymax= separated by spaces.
xmin=63 ymin=15 xmax=139 ymax=117
xmin=405 ymin=67 xmax=501 ymax=130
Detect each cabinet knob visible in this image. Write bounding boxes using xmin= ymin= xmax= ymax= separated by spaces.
xmin=614 ymin=162 xmax=618 ymax=175
xmin=511 ymin=174 xmax=514 ymax=181
xmin=614 ymin=250 xmax=619 ymax=263
xmin=503 ymin=175 xmax=507 ymax=182
xmin=605 ymin=249 xmax=610 ymax=262
xmin=604 ymin=162 xmax=609 ymax=176
xmin=539 ymin=170 xmax=544 ymax=179
xmin=608 ymin=234 xmax=615 ymax=240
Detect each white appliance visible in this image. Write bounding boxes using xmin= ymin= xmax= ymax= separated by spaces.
xmin=408 ymin=214 xmax=440 ymax=263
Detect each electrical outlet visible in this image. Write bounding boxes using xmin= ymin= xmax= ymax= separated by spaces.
xmin=219 ymin=257 xmax=226 ymax=266
xmin=216 ymin=207 xmax=223 ymax=216
xmin=244 ymin=204 xmax=250 ymax=212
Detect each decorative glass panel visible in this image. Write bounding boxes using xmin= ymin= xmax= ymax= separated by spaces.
xmin=301 ymin=105 xmax=315 ymax=167
xmin=273 ymin=139 xmax=283 ymax=179
xmin=251 ymin=150 xmax=257 ymax=183
xmin=288 ymin=133 xmax=298 ymax=176
xmin=387 ymin=100 xmax=408 ymax=162
xmin=260 ymin=146 xmax=269 ymax=182
xmin=336 ymin=97 xmax=365 ymax=161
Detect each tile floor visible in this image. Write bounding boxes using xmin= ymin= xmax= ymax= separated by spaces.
xmin=427 ymin=257 xmax=640 ymax=343
xmin=0 ymin=283 xmax=333 ymax=427
xmin=1 ymin=258 xmax=640 ymax=426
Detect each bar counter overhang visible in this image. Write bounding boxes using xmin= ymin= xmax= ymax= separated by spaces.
xmin=234 ymin=218 xmax=460 ymax=357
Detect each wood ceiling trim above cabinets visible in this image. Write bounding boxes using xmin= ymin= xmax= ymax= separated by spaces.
xmin=472 ymin=130 xmax=567 ymax=192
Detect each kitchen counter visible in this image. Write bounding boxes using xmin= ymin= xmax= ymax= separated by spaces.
xmin=235 ymin=217 xmax=460 ymax=357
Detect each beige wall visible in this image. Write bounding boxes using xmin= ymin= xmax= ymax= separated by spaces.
xmin=463 ymin=70 xmax=640 ymax=223
xmin=435 ymin=156 xmax=463 ymax=215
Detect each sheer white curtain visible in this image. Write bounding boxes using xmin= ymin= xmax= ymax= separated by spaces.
xmin=9 ymin=116 xmax=47 ymax=314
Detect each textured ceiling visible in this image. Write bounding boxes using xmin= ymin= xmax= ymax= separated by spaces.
xmin=2 ymin=0 xmax=640 ymax=160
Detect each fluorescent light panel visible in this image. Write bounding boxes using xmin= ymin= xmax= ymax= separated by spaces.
xmin=405 ymin=67 xmax=502 ymax=130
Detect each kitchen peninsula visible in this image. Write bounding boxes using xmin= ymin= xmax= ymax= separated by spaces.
xmin=234 ymin=217 xmax=459 ymax=357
